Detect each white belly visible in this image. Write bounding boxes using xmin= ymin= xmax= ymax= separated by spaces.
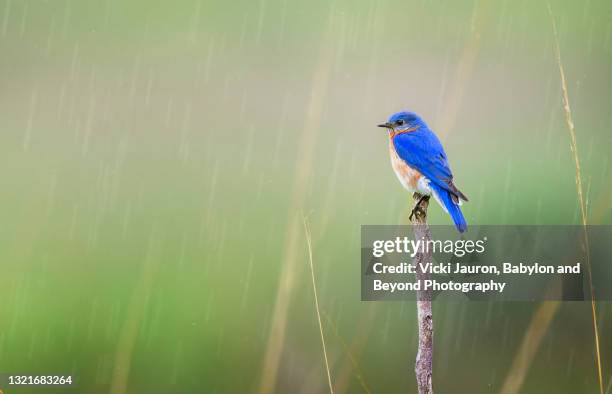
xmin=392 ymin=168 xmax=432 ymax=196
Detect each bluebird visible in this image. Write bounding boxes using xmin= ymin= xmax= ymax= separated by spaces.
xmin=378 ymin=111 xmax=468 ymax=232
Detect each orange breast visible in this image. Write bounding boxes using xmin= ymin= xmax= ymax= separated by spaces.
xmin=389 ymin=138 xmax=421 ymax=191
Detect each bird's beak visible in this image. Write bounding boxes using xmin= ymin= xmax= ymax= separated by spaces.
xmin=377 ymin=122 xmax=392 ymax=129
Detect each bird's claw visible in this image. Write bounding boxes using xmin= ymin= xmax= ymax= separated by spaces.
xmin=409 ymin=206 xmax=424 ymax=221
xmin=409 ymin=194 xmax=430 ymax=222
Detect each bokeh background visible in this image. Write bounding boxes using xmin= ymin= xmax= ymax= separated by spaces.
xmin=0 ymin=0 xmax=611 ymax=393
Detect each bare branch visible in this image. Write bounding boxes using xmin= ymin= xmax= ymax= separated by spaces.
xmin=411 ymin=193 xmax=434 ymax=394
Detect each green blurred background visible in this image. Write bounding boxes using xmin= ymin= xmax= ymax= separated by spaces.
xmin=0 ymin=0 xmax=611 ymax=393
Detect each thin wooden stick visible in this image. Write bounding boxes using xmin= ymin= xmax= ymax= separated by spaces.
xmin=411 ymin=193 xmax=433 ymax=394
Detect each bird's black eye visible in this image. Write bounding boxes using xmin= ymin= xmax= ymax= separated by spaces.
xmin=396 ymin=120 xmax=405 ymax=126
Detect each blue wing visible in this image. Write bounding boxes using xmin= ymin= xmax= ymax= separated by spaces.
xmin=392 ymin=127 xmax=458 ymax=196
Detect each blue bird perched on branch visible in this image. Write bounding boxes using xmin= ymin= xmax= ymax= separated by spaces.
xmin=378 ymin=111 xmax=468 ymax=232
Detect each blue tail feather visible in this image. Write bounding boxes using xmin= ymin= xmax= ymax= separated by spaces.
xmin=430 ymin=183 xmax=467 ymax=232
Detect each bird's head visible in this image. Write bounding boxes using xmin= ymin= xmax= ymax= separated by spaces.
xmin=377 ymin=111 xmax=424 ymax=134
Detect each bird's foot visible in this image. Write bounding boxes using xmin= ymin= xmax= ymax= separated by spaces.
xmin=409 ymin=195 xmax=430 ymax=221
xmin=409 ymin=206 xmax=424 ymax=221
